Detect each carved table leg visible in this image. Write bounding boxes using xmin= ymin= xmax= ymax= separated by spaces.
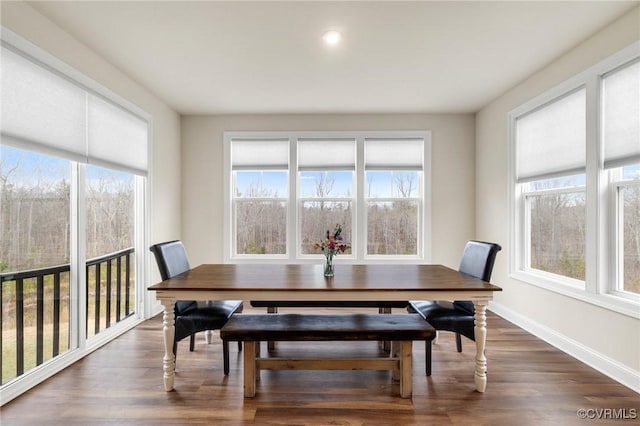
xmin=473 ymin=300 xmax=488 ymax=393
xmin=161 ymin=299 xmax=176 ymax=391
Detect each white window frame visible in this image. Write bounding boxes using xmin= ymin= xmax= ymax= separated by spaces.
xmin=0 ymin=27 xmax=150 ymax=403
xmin=509 ymin=41 xmax=640 ymax=319
xmin=224 ymin=131 xmax=432 ymax=264
xmin=610 ymin=176 xmax=640 ymax=300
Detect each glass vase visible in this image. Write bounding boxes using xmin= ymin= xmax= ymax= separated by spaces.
xmin=324 ymin=252 xmax=334 ymax=277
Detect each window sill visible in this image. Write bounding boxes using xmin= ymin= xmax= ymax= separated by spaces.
xmin=511 ymin=270 xmax=640 ymax=319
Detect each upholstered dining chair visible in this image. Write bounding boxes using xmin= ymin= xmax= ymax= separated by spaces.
xmin=408 ymin=240 xmax=501 ymax=376
xmin=149 ymin=240 xmax=243 ymax=375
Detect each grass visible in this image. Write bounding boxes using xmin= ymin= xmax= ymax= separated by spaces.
xmin=1 ymin=323 xmax=71 ymax=385
xmin=1 ymin=291 xmax=135 ymax=385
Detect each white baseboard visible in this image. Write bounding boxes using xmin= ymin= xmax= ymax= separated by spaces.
xmin=488 ymin=301 xmax=640 ymax=394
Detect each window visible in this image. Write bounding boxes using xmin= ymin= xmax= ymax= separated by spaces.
xmin=231 ymin=139 xmax=288 ymax=256
xmin=516 ymin=88 xmax=587 ymax=284
xmin=365 ymin=138 xmax=423 ymax=256
xmin=85 ymin=165 xmax=136 ymax=338
xmin=298 ymin=138 xmax=355 ymax=256
xmin=225 ymin=131 xmax=431 ymax=263
xmin=1 ymin=147 xmax=72 ymax=385
xmin=510 ymin=41 xmax=640 ymax=316
xmin=1 ymin=31 xmax=149 ymax=396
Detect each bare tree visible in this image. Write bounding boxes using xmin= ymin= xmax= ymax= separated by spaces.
xmin=314 ymin=173 xmax=335 ymax=211
xmin=623 ymin=185 xmax=640 ymax=293
xmin=395 ymin=173 xmax=415 ymax=198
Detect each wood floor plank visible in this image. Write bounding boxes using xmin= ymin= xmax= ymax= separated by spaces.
xmin=2 ymin=307 xmax=638 ymax=425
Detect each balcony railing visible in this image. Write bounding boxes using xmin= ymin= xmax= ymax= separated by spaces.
xmin=86 ymin=248 xmax=135 ymax=336
xmin=0 ymin=247 xmax=135 ymax=385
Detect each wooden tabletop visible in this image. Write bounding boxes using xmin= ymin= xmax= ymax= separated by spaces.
xmin=148 ymin=263 xmax=502 ymax=294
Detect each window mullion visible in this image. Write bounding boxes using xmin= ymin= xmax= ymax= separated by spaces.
xmin=523 ymin=193 xmax=532 ymax=271
xmin=615 ymin=184 xmax=625 ymax=293
xmin=289 ymin=137 xmax=297 ymax=260
xmin=71 ymin=162 xmax=87 ymax=350
xmin=356 ymin=136 xmax=365 ymax=260
xmin=136 ymin=175 xmax=148 ymax=319
xmin=585 ymin=73 xmax=599 ymax=295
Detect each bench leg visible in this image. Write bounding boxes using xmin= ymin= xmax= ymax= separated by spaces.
xmin=267 ymin=308 xmax=277 ymax=351
xmin=399 ymin=341 xmax=412 ymax=398
xmin=255 ymin=341 xmax=261 ymax=382
xmin=391 ymin=341 xmax=400 ymax=381
xmin=244 ymin=341 xmax=256 ymax=397
xmin=425 ymin=340 xmax=432 ymax=376
xmin=379 ymin=307 xmax=392 ymax=352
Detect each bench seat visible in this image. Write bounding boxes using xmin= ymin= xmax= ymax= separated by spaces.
xmin=220 ymin=313 xmax=435 ymax=398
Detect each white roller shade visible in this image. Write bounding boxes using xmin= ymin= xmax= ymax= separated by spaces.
xmin=1 ymin=46 xmax=87 ymax=162
xmin=516 ymin=88 xmax=586 ymax=182
xmin=231 ymin=139 xmax=289 ymax=170
xmin=1 ymin=44 xmax=149 ymax=176
xmin=365 ymin=138 xmax=424 ymax=170
xmin=298 ymin=138 xmax=356 ymax=171
xmin=88 ymin=94 xmax=148 ymax=175
xmin=602 ymin=60 xmax=640 ymax=168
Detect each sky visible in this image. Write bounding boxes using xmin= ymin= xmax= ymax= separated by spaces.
xmin=1 ymin=145 xmax=133 ymax=189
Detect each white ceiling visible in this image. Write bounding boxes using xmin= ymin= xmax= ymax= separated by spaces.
xmin=27 ymin=1 xmax=639 ymax=115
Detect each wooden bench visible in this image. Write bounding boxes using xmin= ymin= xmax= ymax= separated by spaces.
xmin=220 ymin=313 xmax=435 ymax=398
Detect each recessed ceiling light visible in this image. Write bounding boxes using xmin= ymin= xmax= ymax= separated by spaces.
xmin=322 ymin=30 xmax=342 ymax=46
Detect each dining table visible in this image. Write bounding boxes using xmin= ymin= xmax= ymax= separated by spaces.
xmin=147 ymin=263 xmax=502 ymax=393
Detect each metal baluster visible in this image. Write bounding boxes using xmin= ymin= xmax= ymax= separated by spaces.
xmin=16 ymin=278 xmax=24 ymax=376
xmin=106 ymin=260 xmax=112 ymax=329
xmin=116 ymin=256 xmax=122 ymax=322
xmin=95 ymin=263 xmax=101 ymax=335
xmin=125 ymin=253 xmax=131 ymax=316
xmin=53 ymin=272 xmax=61 ymax=357
xmin=36 ymin=275 xmax=44 ymax=365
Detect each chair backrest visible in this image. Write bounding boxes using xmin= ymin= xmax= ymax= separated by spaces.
xmin=458 ymin=240 xmax=502 ymax=281
xmin=149 ymin=240 xmax=191 ymax=280
xmin=150 ymin=240 xmax=197 ymax=316
xmin=454 ymin=241 xmax=501 ymax=314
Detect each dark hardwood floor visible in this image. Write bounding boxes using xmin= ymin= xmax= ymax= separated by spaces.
xmin=2 ymin=307 xmax=638 ymax=425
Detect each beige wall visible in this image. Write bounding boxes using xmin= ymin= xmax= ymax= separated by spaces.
xmin=476 ymin=7 xmax=640 ymax=381
xmin=181 ymin=114 xmax=475 ymax=267
xmin=1 ymin=2 xmax=183 ymax=290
